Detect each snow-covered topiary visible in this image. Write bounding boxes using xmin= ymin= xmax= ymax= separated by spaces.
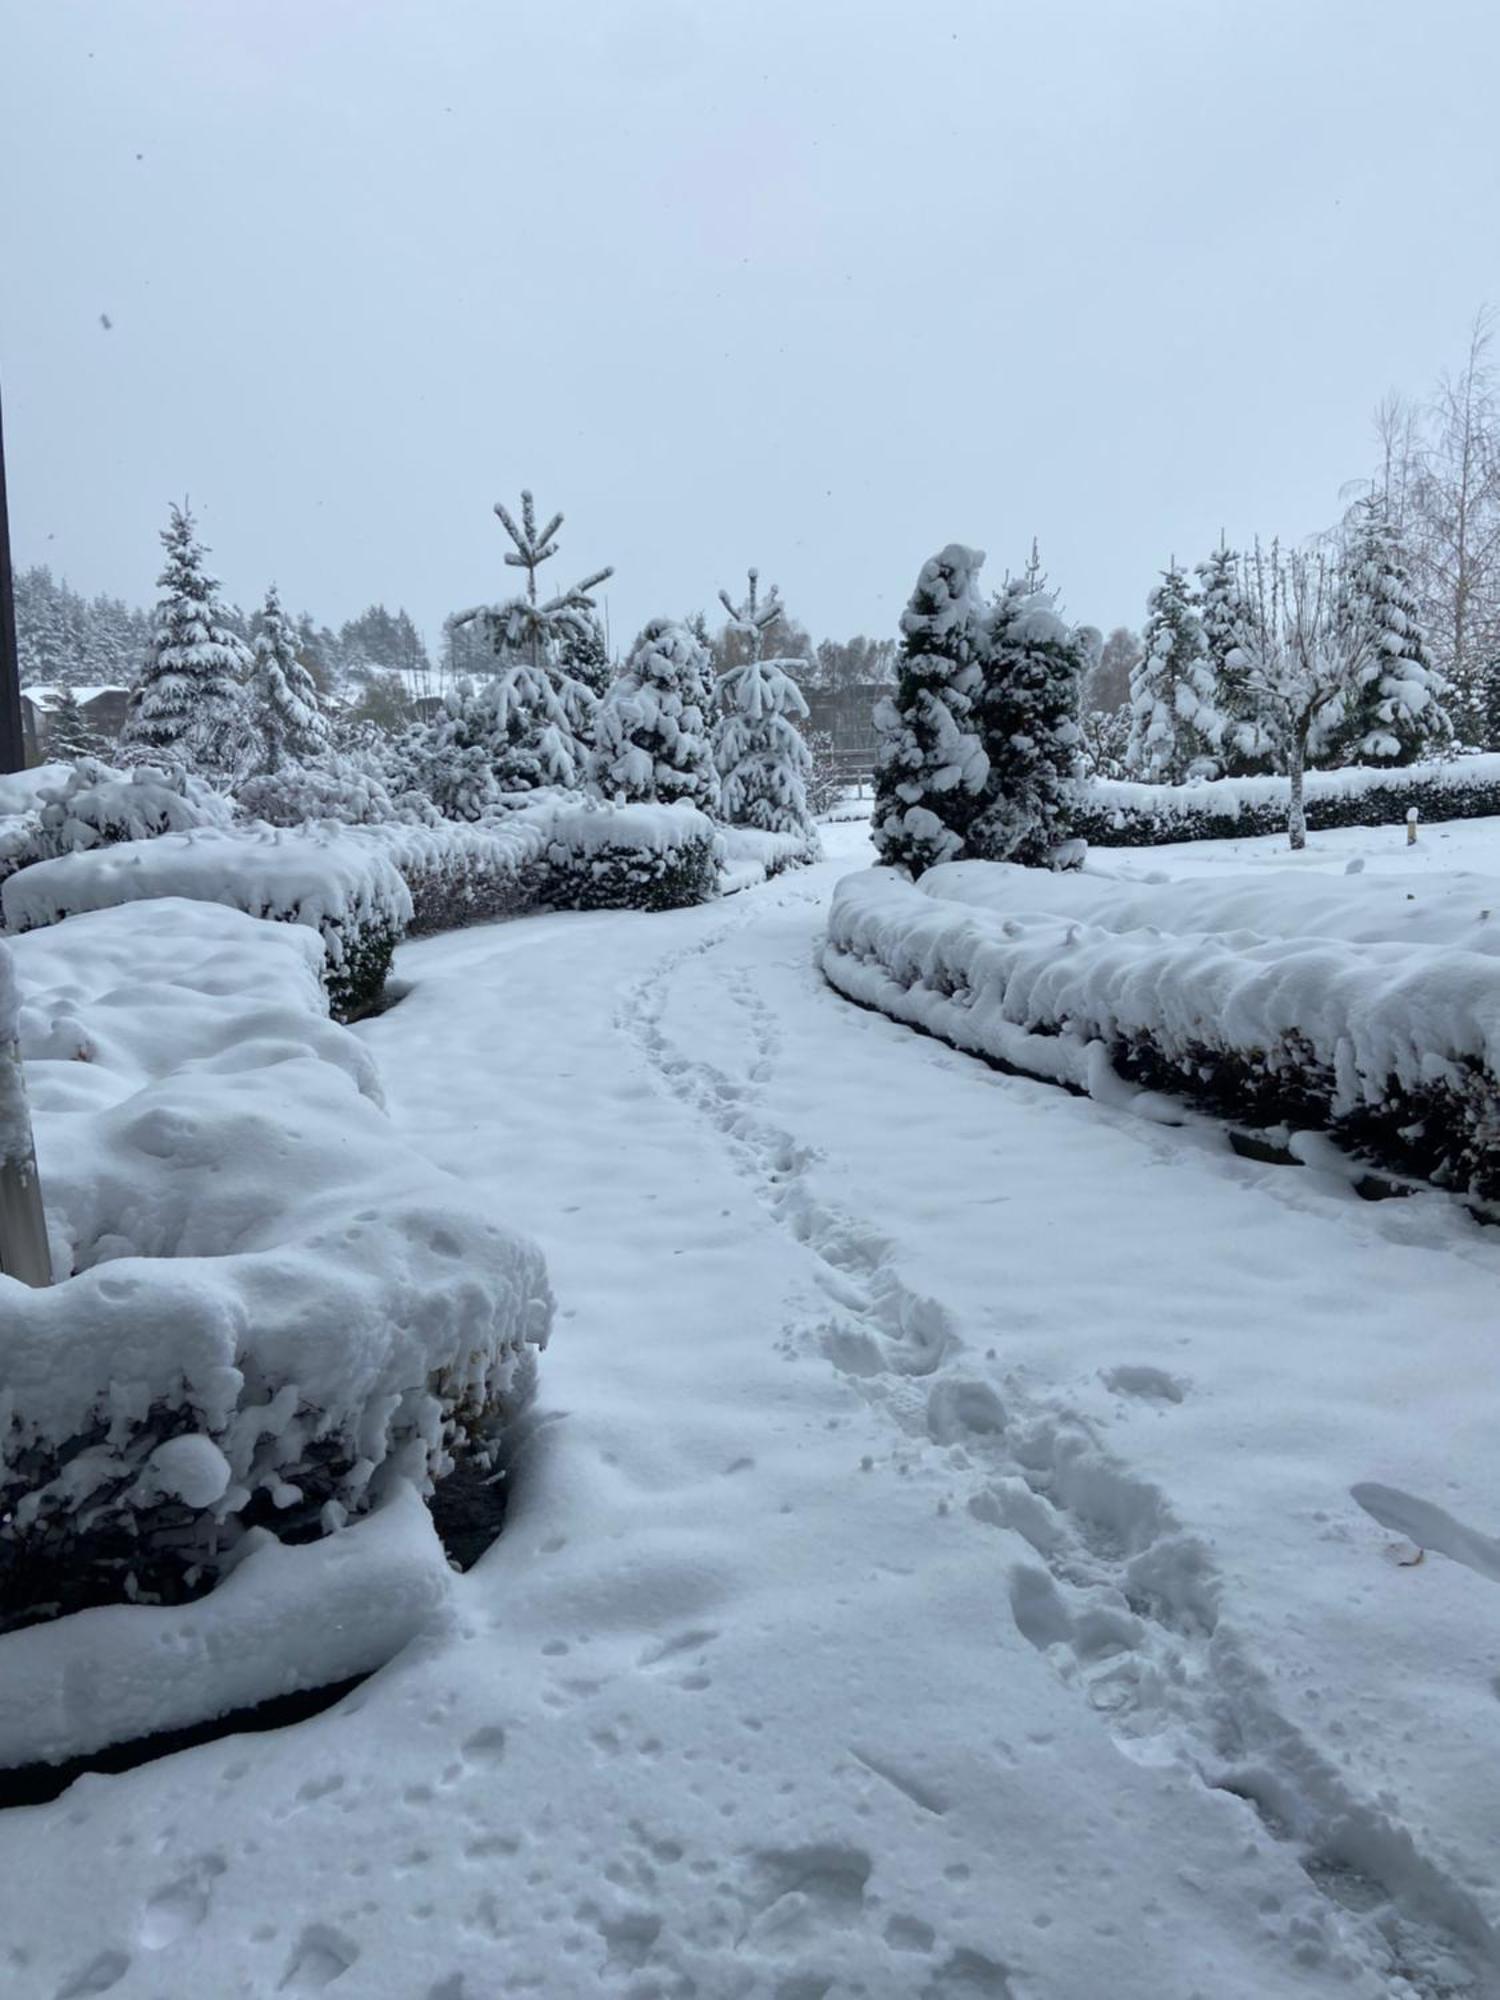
xmin=591 ymin=617 xmax=719 ymax=810
xmin=872 ymin=545 xmax=989 ymax=873
xmin=1126 ymin=565 xmax=1223 ymax=782
xmin=970 ymin=578 xmax=1085 ymax=865
xmin=714 ymin=658 xmax=815 ymax=835
xmin=121 ymin=504 xmax=250 ymax=780
xmin=1333 ymin=499 xmax=1451 ymax=766
xmin=245 ymin=583 xmax=330 ymax=773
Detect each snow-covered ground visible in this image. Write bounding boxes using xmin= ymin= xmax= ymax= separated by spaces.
xmin=4 ymin=817 xmax=1499 ymax=1999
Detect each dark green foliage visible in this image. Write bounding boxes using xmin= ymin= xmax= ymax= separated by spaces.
xmin=1074 ymin=762 xmax=1500 ymax=847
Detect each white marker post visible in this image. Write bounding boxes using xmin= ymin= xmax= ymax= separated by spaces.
xmin=0 ymin=941 xmax=49 ymax=1287
xmin=1407 ymin=806 xmax=1419 ymax=847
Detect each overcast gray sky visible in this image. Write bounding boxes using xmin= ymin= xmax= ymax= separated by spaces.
xmin=3 ymin=0 xmax=1498 ymax=655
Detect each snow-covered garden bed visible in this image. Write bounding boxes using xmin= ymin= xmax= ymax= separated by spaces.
xmin=0 ymin=898 xmax=552 ymax=1758
xmin=716 ymin=822 xmax=822 ymax=894
xmin=1075 ymin=752 xmax=1500 ymax=847
xmin=823 ymin=866 xmax=1500 ymax=1201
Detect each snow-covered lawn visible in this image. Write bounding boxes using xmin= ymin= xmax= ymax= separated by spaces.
xmin=3 ymin=817 xmax=1499 ymax=1999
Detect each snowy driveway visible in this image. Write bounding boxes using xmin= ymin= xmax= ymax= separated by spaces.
xmin=4 ymin=823 xmax=1499 ymax=2000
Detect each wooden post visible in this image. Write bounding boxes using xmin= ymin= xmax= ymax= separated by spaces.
xmin=0 ymin=1056 xmax=49 ymax=1288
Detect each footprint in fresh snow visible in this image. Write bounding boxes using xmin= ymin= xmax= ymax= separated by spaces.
xmin=927 ymin=1378 xmax=1007 ymax=1445
xmin=1102 ymin=1364 xmax=1186 ymax=1405
xmin=278 ymin=1925 xmax=360 ymax=1990
xmin=1351 ymin=1482 xmax=1500 ymax=1585
xmin=140 ymin=1854 xmax=226 ymax=1948
xmin=54 ymin=1953 xmax=130 ymax=1999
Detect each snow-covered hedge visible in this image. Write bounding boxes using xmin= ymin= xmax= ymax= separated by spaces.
xmin=717 ymin=822 xmax=822 ymax=894
xmin=2 ymin=824 xmax=412 ymax=1020
xmin=921 ymin=858 xmax=1500 ymax=958
xmin=0 ymin=900 xmax=552 ymax=1646
xmin=545 ymin=800 xmax=721 ymax=911
xmin=357 ymin=815 xmax=552 ymax=936
xmin=1075 ymin=754 xmax=1500 ymax=848
xmin=823 ymin=869 xmax=1500 ymax=1203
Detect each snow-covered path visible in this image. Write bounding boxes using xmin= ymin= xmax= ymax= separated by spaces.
xmin=5 ymin=825 xmax=1500 ymax=2000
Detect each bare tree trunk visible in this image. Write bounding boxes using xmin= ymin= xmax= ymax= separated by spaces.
xmin=1287 ymin=726 xmax=1308 ymax=851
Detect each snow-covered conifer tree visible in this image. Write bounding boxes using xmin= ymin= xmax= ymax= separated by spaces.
xmin=1332 ymin=499 xmax=1450 ymax=764
xmin=1125 ymin=565 xmax=1223 ymax=781
xmin=871 ymin=545 xmax=989 ymax=872
xmin=246 ymin=584 xmax=330 ymax=773
xmin=970 ymin=576 xmax=1085 ymax=864
xmin=717 ymin=568 xmax=784 ymax=662
xmin=121 ymin=504 xmax=250 ymax=778
xmin=591 ymin=618 xmax=718 ymax=810
xmin=412 ymin=680 xmax=503 ymax=821
xmin=558 ymin=607 xmax=612 ymax=698
xmin=450 ymin=488 xmax=612 ymax=792
xmin=714 ymin=658 xmax=814 ymax=834
xmin=45 ymin=687 xmax=104 ymax=762
xmin=1194 ymin=542 xmax=1270 ymax=775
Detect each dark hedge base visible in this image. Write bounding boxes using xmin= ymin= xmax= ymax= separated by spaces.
xmin=546 ymin=834 xmax=721 ymax=913
xmin=1074 ymin=768 xmax=1500 ymax=848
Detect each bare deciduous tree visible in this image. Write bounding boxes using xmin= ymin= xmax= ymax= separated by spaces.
xmin=1229 ymin=541 xmax=1379 ymax=849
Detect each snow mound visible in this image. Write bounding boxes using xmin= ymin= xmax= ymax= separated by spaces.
xmin=0 ymin=898 xmax=552 ymax=1640
xmin=824 ymin=867 xmax=1500 ymax=1200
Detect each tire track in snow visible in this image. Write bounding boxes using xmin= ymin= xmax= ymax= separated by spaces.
xmin=619 ymin=911 xmax=1500 ymax=2000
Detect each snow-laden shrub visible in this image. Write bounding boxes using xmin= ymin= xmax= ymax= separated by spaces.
xmin=1 ymin=757 xmax=233 ymax=874
xmin=0 ymin=900 xmax=552 ymax=1635
xmin=824 ymin=869 xmax=1500 ymax=1202
xmin=3 ymin=824 xmax=412 ymax=1021
xmin=545 ymin=801 xmax=721 ymax=912
xmin=1075 ymin=754 xmax=1500 ymax=848
xmin=237 ymin=753 xmax=413 ymax=829
xmin=591 ymin=618 xmax=719 ymax=812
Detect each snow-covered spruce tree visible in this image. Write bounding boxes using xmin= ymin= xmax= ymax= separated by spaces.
xmin=1195 ymin=542 xmax=1270 ymax=776
xmin=1229 ymin=539 xmax=1381 ymax=849
xmin=411 ymin=680 xmax=504 ymax=821
xmin=245 ymin=583 xmax=330 ymax=773
xmin=558 ymin=606 xmax=612 ymax=698
xmin=44 ymin=687 xmax=104 ymax=761
xmin=451 ymin=488 xmax=613 ymax=790
xmin=717 ymin=567 xmax=785 ymax=664
xmin=591 ymin=617 xmax=718 ymax=810
xmin=1125 ymin=565 xmax=1223 ymax=781
xmin=121 ymin=504 xmax=250 ymax=779
xmin=714 ymin=658 xmax=814 ymax=835
xmin=871 ymin=544 xmax=989 ymax=872
xmin=1330 ymin=498 xmax=1450 ymax=765
xmin=970 ymin=576 xmax=1086 ymax=865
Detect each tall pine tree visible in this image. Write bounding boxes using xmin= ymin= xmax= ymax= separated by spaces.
xmin=122 ymin=504 xmax=249 ymax=778
xmin=872 ymin=545 xmax=989 ymax=873
xmin=1194 ymin=542 xmax=1270 ymax=776
xmin=246 ymin=584 xmax=330 ymax=772
xmin=971 ymin=576 xmax=1085 ymax=865
xmin=1332 ymin=499 xmax=1450 ymax=765
xmin=1126 ymin=564 xmax=1223 ymax=782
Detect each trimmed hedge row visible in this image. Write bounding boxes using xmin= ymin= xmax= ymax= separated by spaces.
xmin=823 ymin=869 xmax=1500 ymax=1206
xmin=1074 ymin=753 xmax=1500 ymax=848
